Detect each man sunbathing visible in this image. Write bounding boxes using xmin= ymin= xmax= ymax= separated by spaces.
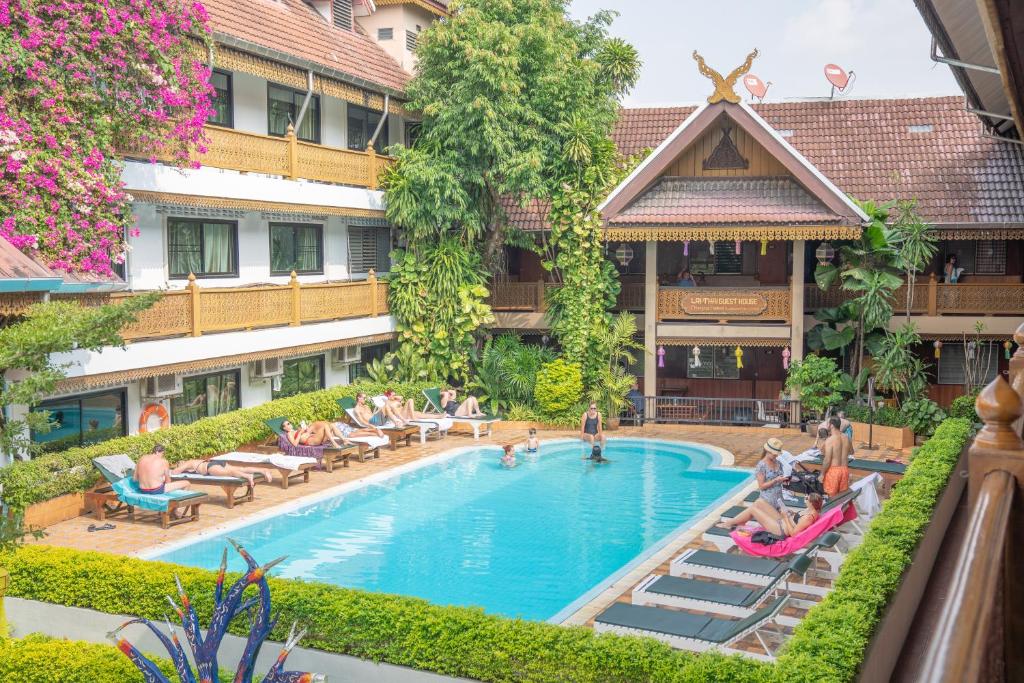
xmin=171 ymin=458 xmax=274 ymax=486
xmin=717 ymin=492 xmax=823 ymax=538
xmin=440 ymin=388 xmax=485 ymax=417
xmin=383 ymin=389 xmax=440 ymax=423
xmin=135 ymin=445 xmax=191 ymax=495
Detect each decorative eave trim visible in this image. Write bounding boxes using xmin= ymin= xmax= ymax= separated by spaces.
xmin=933 ymin=227 xmax=1024 ymax=240
xmin=603 ymin=225 xmax=862 ymax=242
xmin=657 ymin=337 xmax=790 ymax=348
xmin=374 ymin=0 xmax=448 ymax=17
xmin=130 ymin=191 xmax=386 ymax=220
xmin=0 ymin=292 xmax=46 ymax=316
xmin=920 ymin=333 xmax=1011 ymax=342
xmin=53 ymin=333 xmax=396 ymax=394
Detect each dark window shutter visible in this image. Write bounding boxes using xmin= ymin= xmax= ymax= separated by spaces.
xmin=332 ymin=0 xmax=352 ymax=30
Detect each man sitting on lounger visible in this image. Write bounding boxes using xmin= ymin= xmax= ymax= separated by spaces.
xmin=440 ymin=387 xmax=485 ymax=417
xmin=717 ymin=492 xmax=823 ymax=538
xmin=135 ymin=445 xmax=191 ymax=495
xmin=171 ymin=458 xmax=275 ymax=486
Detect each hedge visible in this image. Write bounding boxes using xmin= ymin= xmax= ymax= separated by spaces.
xmin=0 ymin=546 xmax=770 ymax=683
xmin=0 ymin=635 xmax=186 ymax=682
xmin=0 ymin=381 xmax=435 ymax=511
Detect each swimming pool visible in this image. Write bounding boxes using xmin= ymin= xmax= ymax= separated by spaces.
xmin=149 ymin=438 xmax=750 ymax=622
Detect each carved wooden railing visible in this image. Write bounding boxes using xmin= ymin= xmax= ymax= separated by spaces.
xmin=658 ymin=286 xmax=791 ymax=322
xmin=487 ymin=281 xmax=646 ymax=314
xmin=124 ymin=125 xmax=390 ymax=190
xmin=805 ymin=276 xmax=1024 ymax=316
xmin=920 ymin=323 xmax=1024 ymax=682
xmin=617 ymin=283 xmax=645 ymax=311
xmin=61 ymin=273 xmax=389 ymax=342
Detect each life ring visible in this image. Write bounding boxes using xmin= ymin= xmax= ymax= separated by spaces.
xmin=139 ymin=403 xmax=170 ymax=433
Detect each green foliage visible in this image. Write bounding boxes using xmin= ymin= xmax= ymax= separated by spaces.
xmin=776 ymin=418 xmax=972 ymax=681
xmin=873 ymin=323 xmax=928 ymax=405
xmin=0 ymin=295 xmax=159 ymax=459
xmin=366 ymin=343 xmax=436 ymax=384
xmin=0 ymin=381 xmax=433 ymax=511
xmin=1 ymin=546 xmax=770 ymax=683
xmin=888 ymin=200 xmax=938 ymax=320
xmin=0 ymin=636 xmax=186 ymax=683
xmin=784 ymin=355 xmax=844 ymax=416
xmin=585 ymin=313 xmax=642 ymax=416
xmin=467 ymin=335 xmax=555 ymax=412
xmin=0 ymin=514 xmax=45 ymax=554
xmin=840 ymin=402 xmax=904 ymax=429
xmin=899 ymin=399 xmax=947 ymax=437
xmin=534 ymin=359 xmax=584 ymax=421
xmin=949 ymin=393 xmax=980 ymax=423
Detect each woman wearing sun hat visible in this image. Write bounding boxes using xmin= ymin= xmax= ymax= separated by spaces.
xmin=754 ymin=438 xmax=788 ymax=509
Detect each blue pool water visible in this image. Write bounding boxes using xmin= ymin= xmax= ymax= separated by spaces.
xmin=151 ymin=439 xmax=749 ymax=621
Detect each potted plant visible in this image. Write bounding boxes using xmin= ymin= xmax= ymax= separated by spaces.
xmin=590 ymin=366 xmax=634 ymax=431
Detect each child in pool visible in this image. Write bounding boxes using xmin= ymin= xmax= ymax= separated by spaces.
xmin=525 ymin=428 xmax=539 ymax=453
xmin=584 ymin=444 xmax=609 ymax=463
xmin=501 ymin=444 xmax=517 ymax=468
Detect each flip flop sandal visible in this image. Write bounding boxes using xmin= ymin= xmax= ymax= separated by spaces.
xmin=87 ymin=523 xmax=115 ymax=532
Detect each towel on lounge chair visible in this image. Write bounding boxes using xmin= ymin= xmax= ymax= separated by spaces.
xmin=110 ymin=477 xmax=201 ymax=512
xmin=780 ymin=449 xmax=820 ymax=477
xmin=852 ymin=473 xmax=882 ymax=518
xmin=730 ymin=503 xmax=858 ymax=558
xmin=210 ymin=451 xmax=316 ymax=471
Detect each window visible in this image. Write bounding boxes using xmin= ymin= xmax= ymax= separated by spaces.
xmin=405 ymin=121 xmax=422 ymax=147
xmin=208 ymin=70 xmax=233 ymax=127
xmin=32 ymin=389 xmax=126 ymax=453
xmin=270 ymin=223 xmax=324 ymax=275
xmin=273 ymin=356 xmax=325 ymax=399
xmin=347 ymin=104 xmax=388 ymax=154
xmin=943 ymin=240 xmax=1006 ymax=276
xmin=171 ymin=370 xmax=240 ymax=426
xmin=406 ymin=29 xmax=419 ymax=51
xmin=378 ymin=27 xmax=393 ymax=40
xmin=167 ymin=218 xmax=238 ymax=278
xmin=268 ymin=84 xmax=321 ymax=143
xmin=348 ymin=226 xmax=391 ymax=273
xmin=348 ymin=343 xmax=390 ymax=383
xmin=685 ymin=346 xmax=740 ymax=379
xmin=937 ymin=343 xmax=1000 ymax=385
xmin=332 ymin=0 xmax=352 ymax=30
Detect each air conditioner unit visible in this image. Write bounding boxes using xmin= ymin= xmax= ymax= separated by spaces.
xmin=331 ymin=346 xmax=361 ymax=367
xmin=142 ymin=374 xmax=182 ymax=398
xmin=252 ymin=357 xmax=285 ymax=379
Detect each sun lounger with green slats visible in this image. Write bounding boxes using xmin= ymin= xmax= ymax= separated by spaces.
xmin=421 ymin=388 xmax=500 ymax=439
xmin=594 ymin=596 xmax=789 ymax=660
xmin=86 ymin=455 xmax=208 ymax=529
xmin=336 ymin=398 xmax=418 ymax=451
xmin=673 ymin=531 xmax=842 ymax=588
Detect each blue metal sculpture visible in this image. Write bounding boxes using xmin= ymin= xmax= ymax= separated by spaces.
xmin=108 ymin=539 xmax=324 ymax=683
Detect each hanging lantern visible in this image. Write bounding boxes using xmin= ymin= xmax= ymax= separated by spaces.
xmin=966 ymin=340 xmax=977 ymax=360
xmin=760 ymin=240 xmax=768 ymax=256
xmin=691 ymin=345 xmax=702 ymax=368
xmin=614 ymin=243 xmax=634 ymax=268
xmin=709 ymin=240 xmax=717 ymax=255
xmin=657 ymin=346 xmax=666 ymax=368
xmin=1005 ymin=340 xmax=1014 ymax=359
xmin=933 ymin=340 xmax=942 ymax=359
xmin=683 ymin=240 xmax=690 ymax=256
xmin=782 ymin=346 xmax=791 ymax=370
xmin=815 ymin=241 xmax=836 ymax=267
xmin=734 ymin=346 xmax=744 ymax=370
xmin=735 ymin=240 xmax=742 ymax=255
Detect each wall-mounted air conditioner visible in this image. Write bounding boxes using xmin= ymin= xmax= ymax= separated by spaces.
xmin=331 ymin=346 xmax=361 ymax=368
xmin=252 ymin=357 xmax=285 ymax=379
xmin=142 ymin=374 xmax=183 ymax=398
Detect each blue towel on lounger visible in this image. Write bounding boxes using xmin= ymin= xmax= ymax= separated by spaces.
xmin=111 ymin=478 xmax=195 ymax=512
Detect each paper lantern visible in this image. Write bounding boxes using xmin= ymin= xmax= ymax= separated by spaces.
xmin=657 ymin=346 xmax=665 ymax=368
xmin=614 ymin=243 xmax=634 ymax=268
xmin=691 ymin=345 xmax=702 ymax=368
xmin=933 ymin=340 xmax=942 ymax=359
xmin=709 ymin=240 xmax=716 ymax=255
xmin=815 ymin=241 xmax=835 ymax=267
xmin=734 ymin=346 xmax=744 ymax=370
xmin=735 ymin=240 xmax=742 ymax=255
xmin=760 ymin=240 xmax=768 ymax=256
xmin=1005 ymin=341 xmax=1014 ymax=359
xmin=782 ymin=345 xmax=791 ymax=370
xmin=683 ymin=240 xmax=690 ymax=256
xmin=966 ymin=340 xmax=976 ymax=360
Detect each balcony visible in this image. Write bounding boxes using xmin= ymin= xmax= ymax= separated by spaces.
xmin=805 ymin=280 xmax=1024 ymax=316
xmin=487 ymin=280 xmax=645 ymax=313
xmin=59 ymin=275 xmax=389 ymax=343
xmin=658 ymin=286 xmax=791 ymax=323
xmin=125 ymin=126 xmax=391 ymax=190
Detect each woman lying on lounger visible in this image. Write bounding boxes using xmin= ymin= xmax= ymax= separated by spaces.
xmin=281 ymin=419 xmax=380 ymax=449
xmin=716 ymin=492 xmax=823 ymax=538
xmin=171 ymin=459 xmax=275 ymax=486
xmin=440 ymin=388 xmax=485 ymax=417
xmin=383 ymin=389 xmax=441 ymax=423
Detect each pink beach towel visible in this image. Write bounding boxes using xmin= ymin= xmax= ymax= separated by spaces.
xmin=730 ymin=504 xmax=858 ymax=558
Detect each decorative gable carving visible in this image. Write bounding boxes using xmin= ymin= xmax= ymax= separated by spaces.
xmin=703 ymin=125 xmax=749 ymax=170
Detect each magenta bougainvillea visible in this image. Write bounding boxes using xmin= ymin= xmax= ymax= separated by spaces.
xmin=0 ymin=0 xmax=214 ymax=275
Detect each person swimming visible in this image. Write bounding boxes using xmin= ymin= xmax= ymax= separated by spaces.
xmin=501 ymin=444 xmax=517 ymax=468
xmin=587 ymin=444 xmax=609 ymax=463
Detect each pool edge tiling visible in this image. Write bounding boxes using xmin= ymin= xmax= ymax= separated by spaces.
xmin=143 ymin=438 xmax=752 ymax=622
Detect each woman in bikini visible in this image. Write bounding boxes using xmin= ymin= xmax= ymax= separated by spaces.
xmin=440 ymin=388 xmax=485 ymax=417
xmin=719 ymin=492 xmax=824 ymax=538
xmin=281 ymin=419 xmax=353 ymax=449
xmin=171 ymin=459 xmax=274 ymax=486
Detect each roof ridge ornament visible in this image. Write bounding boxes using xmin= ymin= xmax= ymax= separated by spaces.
xmin=693 ymin=49 xmax=759 ymax=104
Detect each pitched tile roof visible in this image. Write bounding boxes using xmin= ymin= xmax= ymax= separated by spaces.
xmin=0 ymin=237 xmax=58 ymax=281
xmin=613 ymin=96 xmax=1024 ymax=225
xmin=203 ymin=0 xmax=410 ymax=93
xmin=610 ymin=177 xmax=840 ymax=226
xmin=502 ymin=197 xmax=550 ymax=233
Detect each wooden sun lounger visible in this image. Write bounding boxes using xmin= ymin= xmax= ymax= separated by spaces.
xmin=169 ymin=471 xmax=268 ymax=509
xmin=85 ymin=487 xmax=206 ymax=529
xmin=209 ymin=454 xmax=314 ymax=490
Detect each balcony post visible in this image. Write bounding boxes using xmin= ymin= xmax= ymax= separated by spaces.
xmin=369 ymin=269 xmax=378 ymax=316
xmin=1010 ymin=323 xmax=1024 ymax=437
xmin=367 ymin=145 xmax=378 ymax=190
xmin=644 ymin=240 xmax=658 ymax=410
xmin=286 ymin=124 xmax=298 ymax=180
xmin=187 ymin=273 xmax=201 ymax=337
xmin=289 ymin=271 xmax=301 ymax=326
xmin=536 ymin=280 xmax=546 ymax=313
xmin=928 ymin=272 xmax=938 ymax=315
xmin=790 ymin=240 xmax=805 ymax=365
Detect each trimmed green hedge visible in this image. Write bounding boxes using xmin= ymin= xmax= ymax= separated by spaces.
xmin=0 ymin=635 xmax=183 ymax=682
xmin=0 ymin=381 xmax=434 ymax=511
xmin=1 ymin=546 xmax=770 ymax=683
xmin=773 ymin=417 xmax=973 ymax=681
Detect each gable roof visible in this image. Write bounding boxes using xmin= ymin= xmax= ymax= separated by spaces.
xmin=0 ymin=238 xmax=63 ymax=292
xmin=613 ymin=96 xmax=1024 ymax=226
xmin=203 ymin=0 xmax=410 ymax=94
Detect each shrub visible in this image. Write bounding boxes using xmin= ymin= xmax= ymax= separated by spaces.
xmin=534 ymin=359 xmax=584 ymax=421
xmin=0 ymin=381 xmax=434 ymax=511
xmin=0 ymin=635 xmax=183 ymax=683
xmin=949 ymin=393 xmax=980 ymax=423
xmin=785 ymin=355 xmax=844 ymax=416
xmin=899 ymin=398 xmax=947 ymax=436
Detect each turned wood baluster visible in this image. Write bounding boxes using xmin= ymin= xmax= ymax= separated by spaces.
xmin=1009 ymin=322 xmax=1024 ymax=437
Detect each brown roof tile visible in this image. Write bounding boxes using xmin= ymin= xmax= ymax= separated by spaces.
xmin=0 ymin=237 xmax=59 ymax=281
xmin=610 ymin=177 xmax=841 ymax=226
xmin=203 ymin=0 xmax=410 ymax=93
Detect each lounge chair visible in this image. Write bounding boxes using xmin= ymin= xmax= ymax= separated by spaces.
xmin=369 ymin=395 xmax=451 ymax=444
xmin=336 ymin=398 xmax=418 ymax=450
xmin=209 ymin=451 xmax=317 ymax=489
xmin=265 ymin=417 xmax=386 ymax=467
xmin=594 ymin=596 xmax=789 ymax=661
xmin=86 ymin=455 xmax=208 ymax=529
xmin=702 ymin=489 xmax=843 ymax=553
xmin=421 ymin=388 xmax=501 ymax=440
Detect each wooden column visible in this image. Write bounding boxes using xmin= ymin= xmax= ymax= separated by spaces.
xmin=186 ymin=273 xmax=201 ymax=337
xmin=928 ymin=273 xmax=939 ymax=316
xmin=644 ymin=241 xmax=658 ymax=410
xmin=536 ymin=279 xmax=546 ymax=313
xmin=368 ymin=269 xmax=378 ymax=316
xmin=789 ymin=240 xmax=805 ymax=360
xmin=367 ymin=145 xmax=378 ymax=190
xmin=286 ymin=124 xmax=298 ymax=180
xmin=289 ymin=271 xmax=301 ymax=326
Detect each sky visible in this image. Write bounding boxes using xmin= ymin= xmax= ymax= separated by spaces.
xmin=568 ymin=0 xmax=961 ymax=107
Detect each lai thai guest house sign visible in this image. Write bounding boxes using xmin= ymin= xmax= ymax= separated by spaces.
xmin=681 ymin=291 xmax=767 ymax=316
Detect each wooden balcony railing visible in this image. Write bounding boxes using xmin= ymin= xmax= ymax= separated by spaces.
xmin=658 ymin=286 xmax=791 ymax=322
xmin=59 ymin=272 xmax=388 ymax=342
xmin=125 ymin=125 xmax=390 ymax=190
xmin=920 ymin=323 xmax=1024 ymax=682
xmin=805 ymin=275 xmax=1024 ymax=316
xmin=486 ymin=281 xmax=646 ymax=314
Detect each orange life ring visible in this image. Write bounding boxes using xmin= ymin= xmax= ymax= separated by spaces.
xmin=139 ymin=403 xmax=170 ymax=433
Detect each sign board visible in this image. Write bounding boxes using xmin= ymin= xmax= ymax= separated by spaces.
xmin=680 ymin=292 xmax=768 ymax=316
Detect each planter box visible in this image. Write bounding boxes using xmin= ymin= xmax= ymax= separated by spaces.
xmin=18 ymin=492 xmax=87 ymax=529
xmin=851 ymin=421 xmax=915 ymax=450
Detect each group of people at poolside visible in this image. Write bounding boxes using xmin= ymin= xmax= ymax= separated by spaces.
xmin=134 ymin=445 xmax=272 ymax=495
xmin=499 ymin=402 xmax=612 ymax=468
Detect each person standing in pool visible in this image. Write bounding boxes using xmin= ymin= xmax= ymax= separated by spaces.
xmin=587 ymin=444 xmax=609 ymax=463
xmin=525 ymin=428 xmax=539 ymax=454
xmin=579 ymin=402 xmax=606 ymax=449
xmin=500 ymin=444 xmax=517 ymax=468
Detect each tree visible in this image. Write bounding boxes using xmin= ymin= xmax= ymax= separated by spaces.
xmin=784 ymin=355 xmax=844 ymax=417
xmin=0 ymin=0 xmax=213 ymax=275
xmin=889 ymin=200 xmax=938 ymax=319
xmin=873 ymin=323 xmax=928 ymax=406
xmin=0 ymin=295 xmax=158 ymax=460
